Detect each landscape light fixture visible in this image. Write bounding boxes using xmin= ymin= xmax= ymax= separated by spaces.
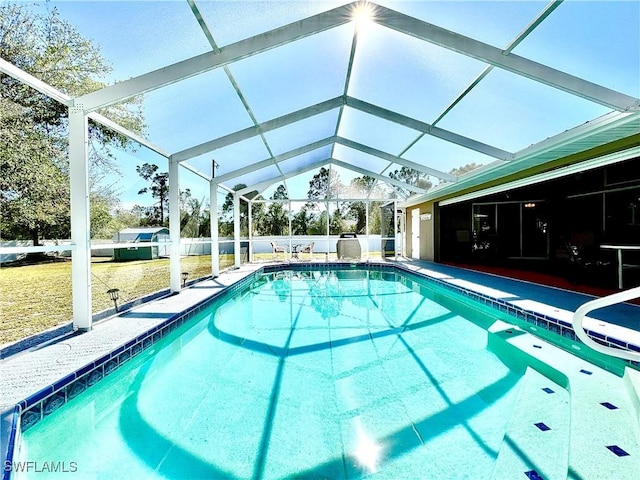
xmin=182 ymin=272 xmax=189 ymax=288
xmin=107 ymin=288 xmax=120 ymax=312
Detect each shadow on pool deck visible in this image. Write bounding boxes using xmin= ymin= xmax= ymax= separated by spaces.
xmin=396 ymin=259 xmax=640 ymax=333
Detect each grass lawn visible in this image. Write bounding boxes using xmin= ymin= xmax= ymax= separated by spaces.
xmin=0 ymin=256 xmax=221 ymax=346
xmin=1 ymin=251 xmax=383 ymax=347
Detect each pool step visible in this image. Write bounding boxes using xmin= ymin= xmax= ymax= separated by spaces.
xmin=488 ymin=323 xmax=640 ymax=480
xmin=492 ymin=367 xmax=570 ymax=480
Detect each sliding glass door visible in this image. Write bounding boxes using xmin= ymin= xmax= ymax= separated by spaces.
xmin=473 ymin=201 xmax=548 ymax=260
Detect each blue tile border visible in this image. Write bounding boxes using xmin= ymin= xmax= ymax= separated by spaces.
xmin=2 ymin=260 xmax=639 ymax=480
xmin=1 ymin=269 xmax=258 ymax=480
xmin=390 ymin=263 xmax=640 ymax=371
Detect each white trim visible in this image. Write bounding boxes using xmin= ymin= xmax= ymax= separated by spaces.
xmin=0 ymin=244 xmax=75 ymax=255
xmin=93 ymin=242 xmax=172 ymax=250
xmin=438 ymin=146 xmax=640 ymax=207
xmin=169 ymin=158 xmax=182 ymax=292
xmin=375 ymin=5 xmax=639 ymax=111
xmin=69 ymin=110 xmax=92 ymax=331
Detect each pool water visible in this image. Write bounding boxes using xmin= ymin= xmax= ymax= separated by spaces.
xmin=18 ymin=269 xmax=523 ymax=479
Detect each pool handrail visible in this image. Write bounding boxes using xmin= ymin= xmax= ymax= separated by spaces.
xmin=572 ymin=285 xmax=640 ymax=362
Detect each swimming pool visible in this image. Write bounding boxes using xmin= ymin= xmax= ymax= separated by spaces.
xmin=9 ymin=265 xmax=639 ymax=479
xmin=13 ymin=268 xmax=521 ymax=478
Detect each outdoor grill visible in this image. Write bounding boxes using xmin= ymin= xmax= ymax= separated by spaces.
xmin=336 ymin=233 xmax=361 ymax=260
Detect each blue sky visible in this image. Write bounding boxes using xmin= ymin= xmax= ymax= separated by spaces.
xmin=24 ymin=0 xmax=640 ymax=207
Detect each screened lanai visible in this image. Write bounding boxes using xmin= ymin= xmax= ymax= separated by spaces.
xmin=1 ymin=0 xmax=639 ymax=334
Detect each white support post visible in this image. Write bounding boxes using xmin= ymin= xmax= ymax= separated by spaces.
xmin=169 ymin=157 xmax=181 ymax=292
xmin=69 ymin=108 xmax=92 ymax=331
xmin=394 ymin=201 xmax=399 ymax=260
xmin=288 ymin=200 xmax=292 ymax=249
xmin=210 ymin=181 xmax=219 ymax=277
xmin=234 ymin=192 xmax=241 ymax=268
xmin=326 ymin=199 xmax=330 ymax=259
xmin=248 ymin=201 xmax=253 ymax=262
xmin=365 ymin=200 xmax=370 ymax=260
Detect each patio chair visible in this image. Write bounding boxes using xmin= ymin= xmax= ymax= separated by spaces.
xmin=271 ymin=242 xmax=286 ymax=260
xmin=561 ymin=235 xmax=613 ymax=287
xmin=300 ymin=241 xmax=314 ymax=260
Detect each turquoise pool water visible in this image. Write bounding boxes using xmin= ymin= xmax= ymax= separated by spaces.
xmin=18 ymin=269 xmax=523 ymax=479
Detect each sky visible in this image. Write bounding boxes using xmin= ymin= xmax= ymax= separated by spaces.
xmin=19 ymin=0 xmax=640 ymax=208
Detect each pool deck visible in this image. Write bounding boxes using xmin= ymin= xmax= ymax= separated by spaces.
xmin=1 ymin=259 xmax=639 ymax=477
xmin=0 ymin=263 xmax=262 ymax=411
xmin=401 ymin=259 xmax=640 ymax=337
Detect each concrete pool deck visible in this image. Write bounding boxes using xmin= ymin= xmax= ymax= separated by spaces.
xmin=0 ymin=263 xmax=263 ymax=411
xmin=400 ymin=259 xmax=640 ymax=340
xmin=408 ymin=260 xmax=640 ymax=329
xmin=1 ymin=259 xmax=639 ymax=478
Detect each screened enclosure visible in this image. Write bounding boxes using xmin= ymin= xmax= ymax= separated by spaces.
xmin=1 ymin=0 xmax=638 ymax=335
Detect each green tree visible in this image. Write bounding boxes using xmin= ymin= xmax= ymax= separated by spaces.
xmin=307 ymin=168 xmax=347 ymax=234
xmin=346 ymin=176 xmax=377 ymax=234
xmin=291 ymin=205 xmax=314 ymax=235
xmin=329 ymin=206 xmax=346 ymax=235
xmin=264 ymin=185 xmax=289 ymax=235
xmin=368 ymin=201 xmax=383 ymax=234
xmin=0 ymin=100 xmax=69 ymax=243
xmin=136 ymin=163 xmax=169 ymax=226
xmin=449 ymin=163 xmax=482 ymax=178
xmin=249 ymin=200 xmax=266 ymax=236
xmin=388 ymin=167 xmax=432 ymax=197
xmin=179 ymin=190 xmax=209 ymax=238
xmin=220 ymin=184 xmax=255 ymax=237
xmin=308 ymin=210 xmax=328 ymax=235
xmin=0 ymin=4 xmax=145 ymax=244
xmin=307 ymin=167 xmax=345 ymax=200
xmin=95 ymin=207 xmax=142 ymax=239
xmin=89 ymin=184 xmax=123 ymax=239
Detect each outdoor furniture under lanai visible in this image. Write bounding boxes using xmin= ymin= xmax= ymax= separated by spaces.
xmin=271 ymin=242 xmax=287 ymax=260
xmin=299 ymin=241 xmax=314 ymax=260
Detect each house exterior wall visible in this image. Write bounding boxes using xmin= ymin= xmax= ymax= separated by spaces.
xmin=406 ymin=201 xmax=436 ymax=261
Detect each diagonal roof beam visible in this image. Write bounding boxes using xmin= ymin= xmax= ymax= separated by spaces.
xmin=0 ymin=58 xmax=170 ymax=158
xmin=0 ymin=58 xmax=71 ymax=106
xmin=334 ymin=158 xmax=409 ymax=200
xmin=330 ymin=159 xmax=427 ymax=194
xmin=187 ymin=0 xmax=288 ymax=192
xmin=331 ymin=7 xmax=361 ymax=160
xmin=235 ymin=158 xmax=334 ymax=196
xmin=335 ymin=137 xmax=456 ymax=181
xmin=346 ymin=96 xmax=512 ymax=160
xmin=374 ymin=4 xmax=639 ymax=112
xmin=235 ymin=156 xmax=423 ymax=199
xmin=178 ymin=160 xmax=211 ymax=182
xmin=214 ymin=136 xmax=336 ymax=184
xmin=74 ymin=3 xmax=357 ymax=112
xmin=173 ymin=97 xmax=343 ymax=162
xmin=430 ymin=0 xmax=564 ymax=128
xmin=92 ymin=112 xmax=171 ymax=158
xmin=400 ymin=0 xmax=564 ymax=158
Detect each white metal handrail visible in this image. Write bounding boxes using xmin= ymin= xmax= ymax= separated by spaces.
xmin=572 ymin=286 xmax=640 ymax=362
